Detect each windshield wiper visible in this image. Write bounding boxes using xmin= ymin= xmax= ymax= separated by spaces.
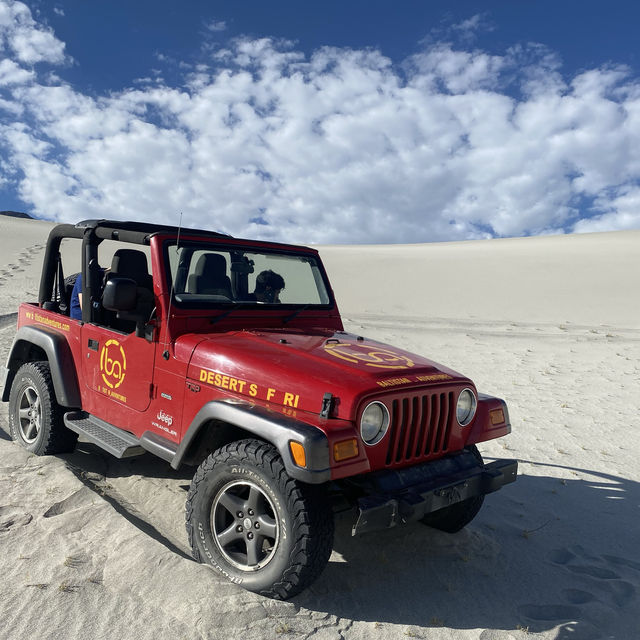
xmin=282 ymin=305 xmax=311 ymax=325
xmin=210 ymin=304 xmax=242 ymax=325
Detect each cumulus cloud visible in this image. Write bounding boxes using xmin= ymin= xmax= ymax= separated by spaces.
xmin=0 ymin=0 xmax=65 ymax=64
xmin=0 ymin=58 xmax=34 ymax=85
xmin=574 ymin=185 xmax=640 ymax=233
xmin=0 ymin=0 xmax=639 ymax=243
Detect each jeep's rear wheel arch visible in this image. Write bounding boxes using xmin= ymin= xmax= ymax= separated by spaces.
xmin=2 ymin=327 xmax=81 ymax=408
xmin=8 ymin=361 xmax=78 ymax=454
xmin=172 ymin=401 xmax=331 ymax=484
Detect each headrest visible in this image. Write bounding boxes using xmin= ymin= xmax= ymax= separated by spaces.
xmin=194 ymin=253 xmax=227 ymax=279
xmin=110 ymin=249 xmax=149 ymax=285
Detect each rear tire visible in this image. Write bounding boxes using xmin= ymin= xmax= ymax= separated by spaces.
xmin=420 ymin=445 xmax=485 ymax=533
xmin=8 ymin=361 xmax=78 ymax=455
xmin=186 ymin=439 xmax=334 ymax=599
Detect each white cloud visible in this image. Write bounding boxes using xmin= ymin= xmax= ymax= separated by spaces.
xmin=206 ymin=20 xmax=227 ymax=33
xmin=451 ymin=13 xmax=494 ymax=44
xmin=573 ymin=186 xmax=640 ymax=233
xmin=0 ymin=58 xmax=33 ymax=85
xmin=0 ymin=96 xmax=22 ymax=115
xmin=408 ymin=44 xmax=505 ymax=94
xmin=0 ymin=1 xmax=66 ymax=64
xmin=0 ymin=2 xmax=639 ymax=243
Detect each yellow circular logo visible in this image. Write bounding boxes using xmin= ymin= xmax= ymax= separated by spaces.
xmin=100 ymin=339 xmax=127 ymax=389
xmin=324 ymin=342 xmax=415 ymax=369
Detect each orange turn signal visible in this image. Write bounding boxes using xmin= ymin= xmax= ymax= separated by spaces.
xmin=333 ymin=438 xmax=359 ymax=462
xmin=489 ymin=408 xmax=505 ymax=426
xmin=289 ymin=441 xmax=307 ymax=468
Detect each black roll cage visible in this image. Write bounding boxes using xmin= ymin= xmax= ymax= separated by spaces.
xmin=39 ymin=219 xmax=230 ymax=323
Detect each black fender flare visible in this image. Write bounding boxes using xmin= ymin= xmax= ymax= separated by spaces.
xmin=2 ymin=325 xmax=81 ymax=408
xmin=171 ymin=401 xmax=331 ymax=484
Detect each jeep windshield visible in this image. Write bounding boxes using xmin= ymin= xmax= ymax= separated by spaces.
xmin=164 ymin=241 xmax=332 ymax=309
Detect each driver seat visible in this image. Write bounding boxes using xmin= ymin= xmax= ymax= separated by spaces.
xmin=104 ymin=249 xmax=154 ymax=332
xmin=187 ymin=254 xmax=233 ymax=298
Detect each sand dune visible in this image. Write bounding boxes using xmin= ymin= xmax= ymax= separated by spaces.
xmin=320 ymin=230 xmax=640 ymax=327
xmin=1 ymin=216 xmax=639 ymax=640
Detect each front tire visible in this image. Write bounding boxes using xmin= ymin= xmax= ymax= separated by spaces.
xmin=8 ymin=361 xmax=78 ymax=455
xmin=186 ymin=439 xmax=334 ymax=599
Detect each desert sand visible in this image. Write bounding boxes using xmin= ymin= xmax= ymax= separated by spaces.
xmin=1 ymin=215 xmax=639 ymax=640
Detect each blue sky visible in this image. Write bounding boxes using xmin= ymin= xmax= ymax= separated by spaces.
xmin=49 ymin=1 xmax=640 ymax=89
xmin=1 ymin=0 xmax=639 ymax=243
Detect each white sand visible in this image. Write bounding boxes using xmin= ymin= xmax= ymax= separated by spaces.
xmin=1 ymin=216 xmax=639 ymax=640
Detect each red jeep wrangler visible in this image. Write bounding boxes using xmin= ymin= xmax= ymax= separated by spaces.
xmin=1 ymin=220 xmax=517 ymax=599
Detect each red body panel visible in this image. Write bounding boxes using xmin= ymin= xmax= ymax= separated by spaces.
xmin=185 ymin=329 xmax=468 ymax=417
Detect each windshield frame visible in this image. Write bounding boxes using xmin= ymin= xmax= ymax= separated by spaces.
xmin=161 ymin=238 xmax=336 ymax=311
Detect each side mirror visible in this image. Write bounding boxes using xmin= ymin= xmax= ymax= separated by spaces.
xmin=102 ymin=277 xmax=137 ymax=312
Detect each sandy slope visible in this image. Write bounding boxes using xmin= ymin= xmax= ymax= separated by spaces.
xmin=320 ymin=230 xmax=640 ymax=327
xmin=1 ymin=216 xmax=639 ymax=640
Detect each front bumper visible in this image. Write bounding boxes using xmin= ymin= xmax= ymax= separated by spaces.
xmin=350 ymin=449 xmax=517 ymax=536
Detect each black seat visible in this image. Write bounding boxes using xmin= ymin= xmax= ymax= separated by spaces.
xmin=104 ymin=249 xmax=154 ymax=332
xmin=109 ymin=249 xmax=153 ymax=290
xmin=187 ymin=254 xmax=233 ymax=299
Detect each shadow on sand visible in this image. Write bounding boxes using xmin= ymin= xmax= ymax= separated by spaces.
xmin=2 ymin=426 xmax=637 ymax=639
xmin=298 ymin=460 xmax=639 ymax=639
xmin=64 ymin=445 xmax=640 ymax=639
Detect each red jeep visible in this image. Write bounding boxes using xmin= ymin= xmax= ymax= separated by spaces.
xmin=1 ymin=220 xmax=517 ymax=599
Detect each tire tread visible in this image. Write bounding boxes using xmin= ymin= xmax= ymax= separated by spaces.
xmin=185 ymin=439 xmax=333 ymax=599
xmin=9 ymin=361 xmax=78 ymax=455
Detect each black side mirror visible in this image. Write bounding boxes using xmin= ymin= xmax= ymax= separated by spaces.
xmin=102 ymin=277 xmax=137 ymax=312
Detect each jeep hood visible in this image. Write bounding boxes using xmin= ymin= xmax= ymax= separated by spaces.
xmin=185 ymin=329 xmax=471 ymax=420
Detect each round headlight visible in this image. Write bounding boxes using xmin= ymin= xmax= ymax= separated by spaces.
xmin=360 ymin=401 xmax=390 ymax=445
xmin=456 ymin=388 xmax=477 ymax=426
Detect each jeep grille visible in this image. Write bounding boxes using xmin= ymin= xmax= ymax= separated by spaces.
xmin=385 ymin=391 xmax=454 ymax=465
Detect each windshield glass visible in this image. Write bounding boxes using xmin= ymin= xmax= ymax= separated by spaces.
xmin=165 ymin=242 xmax=331 ymax=308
